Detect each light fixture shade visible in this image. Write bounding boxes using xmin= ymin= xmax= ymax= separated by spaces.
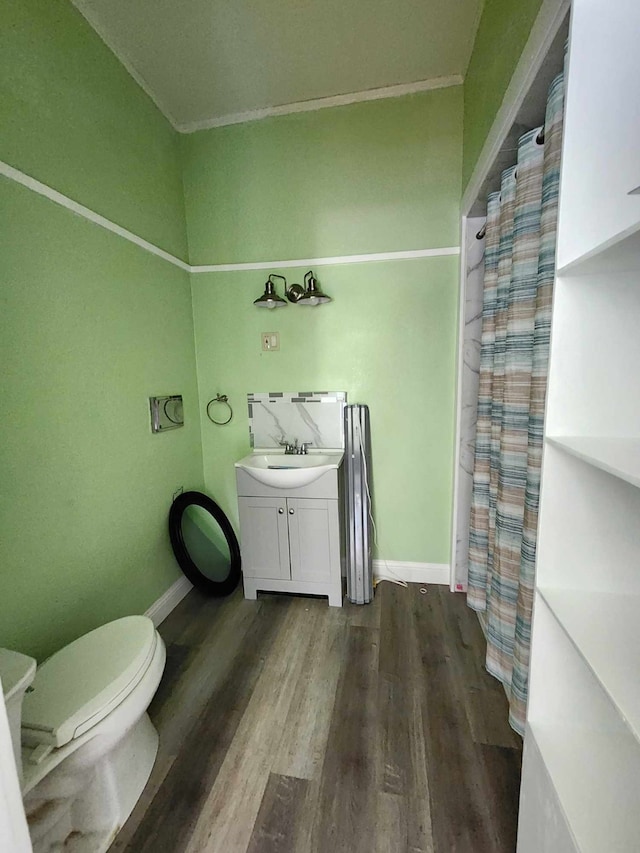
xmin=254 ymin=277 xmax=287 ymax=308
xmin=297 ymin=271 xmax=331 ymax=306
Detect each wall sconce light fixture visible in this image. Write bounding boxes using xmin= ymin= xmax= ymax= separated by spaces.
xmin=254 ymin=274 xmax=288 ymax=309
xmin=254 ymin=270 xmax=331 ymax=308
xmin=286 ymin=271 xmax=331 ymax=306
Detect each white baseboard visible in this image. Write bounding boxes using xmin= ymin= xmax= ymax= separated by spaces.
xmin=373 ymin=560 xmax=450 ymax=586
xmin=145 ymin=563 xmax=448 ymax=625
xmin=145 ymin=575 xmax=193 ymax=627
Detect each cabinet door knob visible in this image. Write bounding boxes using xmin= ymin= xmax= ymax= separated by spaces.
xmin=289 ymin=508 xmax=295 ymax=515
xmin=278 ymin=508 xmax=284 ymax=514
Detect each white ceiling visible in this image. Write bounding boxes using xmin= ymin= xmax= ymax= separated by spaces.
xmin=72 ymin=0 xmax=481 ymax=132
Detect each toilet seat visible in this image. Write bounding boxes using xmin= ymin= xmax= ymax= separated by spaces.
xmin=21 ymin=616 xmax=157 ymax=749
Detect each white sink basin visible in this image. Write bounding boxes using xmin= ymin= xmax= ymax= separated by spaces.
xmin=235 ymin=451 xmax=343 ymax=489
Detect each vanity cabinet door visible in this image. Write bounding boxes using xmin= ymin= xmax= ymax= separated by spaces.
xmin=288 ymin=498 xmax=339 ymax=584
xmin=238 ymin=497 xmax=290 ymax=580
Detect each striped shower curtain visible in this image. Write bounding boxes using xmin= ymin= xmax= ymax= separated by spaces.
xmin=467 ymin=71 xmax=565 ymax=736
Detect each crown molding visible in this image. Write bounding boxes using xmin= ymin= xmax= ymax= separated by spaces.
xmin=177 ymin=75 xmax=463 ymax=133
xmin=72 ymin=3 xmax=465 ymax=134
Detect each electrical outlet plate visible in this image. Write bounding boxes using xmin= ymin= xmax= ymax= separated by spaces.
xmin=262 ymin=332 xmax=280 ymax=351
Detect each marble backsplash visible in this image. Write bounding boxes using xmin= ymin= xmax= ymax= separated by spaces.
xmin=454 ymin=219 xmax=485 ymax=589
xmin=248 ymin=392 xmax=347 ymax=449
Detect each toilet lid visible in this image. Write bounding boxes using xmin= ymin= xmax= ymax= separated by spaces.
xmin=21 ymin=616 xmax=157 ymax=748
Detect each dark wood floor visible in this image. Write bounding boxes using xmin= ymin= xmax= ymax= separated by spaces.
xmin=110 ymin=583 xmax=522 ymax=853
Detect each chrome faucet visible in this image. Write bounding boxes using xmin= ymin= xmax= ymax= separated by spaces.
xmin=278 ymin=439 xmax=312 ymax=455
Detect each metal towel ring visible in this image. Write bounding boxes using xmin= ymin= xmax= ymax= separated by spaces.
xmin=206 ymin=394 xmax=233 ymax=425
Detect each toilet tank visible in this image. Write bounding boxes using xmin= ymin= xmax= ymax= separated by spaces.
xmin=0 ymin=649 xmax=36 ymax=784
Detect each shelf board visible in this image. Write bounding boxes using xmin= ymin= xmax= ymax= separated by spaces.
xmin=529 ymin=719 xmax=640 ymax=853
xmin=538 ymin=586 xmax=640 ymax=743
xmin=557 ymin=223 xmax=640 ymax=277
xmin=546 ymin=436 xmax=640 ymax=490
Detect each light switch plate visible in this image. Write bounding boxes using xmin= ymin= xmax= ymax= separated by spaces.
xmin=262 ymin=332 xmax=280 ymax=351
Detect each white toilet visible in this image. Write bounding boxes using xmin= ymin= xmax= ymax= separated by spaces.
xmin=0 ymin=615 xmax=166 ymax=853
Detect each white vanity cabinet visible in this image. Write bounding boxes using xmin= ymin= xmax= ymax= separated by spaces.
xmin=237 ymin=497 xmax=290 ymax=581
xmin=236 ymin=467 xmax=343 ymax=607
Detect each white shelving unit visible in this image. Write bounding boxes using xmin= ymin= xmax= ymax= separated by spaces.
xmin=538 ymin=587 xmax=640 ymax=737
xmin=517 ymin=1 xmax=640 ymax=850
xmin=545 ymin=437 xmax=640 ymax=490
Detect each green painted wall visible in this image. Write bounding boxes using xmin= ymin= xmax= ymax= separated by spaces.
xmin=192 ymin=261 xmax=458 ymax=565
xmin=0 ymin=1 xmax=200 ymax=660
xmin=0 ymin=180 xmax=202 ymax=661
xmin=0 ymin=0 xmax=188 ymax=259
xmin=2 ymin=8 xmax=464 ymax=659
xmin=187 ymin=92 xmax=462 ymax=565
xmin=462 ymin=0 xmax=543 ymax=192
xmin=181 ymin=88 xmax=463 ymax=264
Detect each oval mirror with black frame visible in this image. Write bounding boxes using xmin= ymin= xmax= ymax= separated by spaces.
xmin=169 ymin=491 xmax=241 ymax=596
